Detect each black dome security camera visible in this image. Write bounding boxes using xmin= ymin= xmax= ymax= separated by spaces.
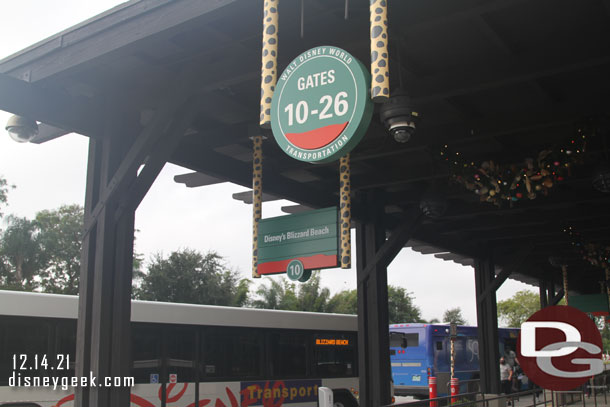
xmin=379 ymin=90 xmax=419 ymax=143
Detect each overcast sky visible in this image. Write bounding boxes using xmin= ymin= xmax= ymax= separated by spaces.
xmin=0 ymin=0 xmax=534 ymax=325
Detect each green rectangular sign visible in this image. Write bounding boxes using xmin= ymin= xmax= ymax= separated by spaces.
xmin=257 ymin=207 xmax=339 ymax=275
xmin=571 ymin=294 xmax=610 ymax=315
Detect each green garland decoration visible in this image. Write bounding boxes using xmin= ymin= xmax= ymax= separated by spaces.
xmin=564 ymin=227 xmax=610 ymax=271
xmin=441 ymin=128 xmax=588 ymax=207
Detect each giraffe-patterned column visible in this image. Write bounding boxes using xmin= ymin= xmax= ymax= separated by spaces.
xmin=260 ymin=0 xmax=279 ymax=128
xmin=252 ymin=135 xmax=263 ymax=278
xmin=340 ymin=154 xmax=351 ymax=268
xmin=370 ymin=0 xmax=389 ymax=102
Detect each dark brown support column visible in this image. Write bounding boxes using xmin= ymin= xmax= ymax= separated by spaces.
xmin=74 ymin=94 xmax=196 ymax=406
xmin=474 ymin=256 xmax=501 ymax=395
xmin=75 ymin=138 xmax=103 ymax=405
xmin=109 ymin=211 xmax=136 ymax=406
xmin=356 ymin=192 xmax=422 ymax=407
xmin=357 ymin=192 xmax=390 ymax=407
xmin=86 ymin=115 xmax=137 ymax=406
xmin=539 ymin=280 xmax=549 ymax=308
xmin=547 ymin=277 xmax=555 ymax=304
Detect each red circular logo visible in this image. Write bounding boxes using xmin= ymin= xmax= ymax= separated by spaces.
xmin=517 ymin=305 xmax=603 ymax=391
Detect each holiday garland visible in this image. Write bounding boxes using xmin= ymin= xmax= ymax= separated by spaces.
xmin=564 ymin=227 xmax=610 ymax=271
xmin=440 ymin=128 xmax=588 ymax=206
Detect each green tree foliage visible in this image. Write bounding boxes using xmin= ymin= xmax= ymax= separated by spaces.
xmin=0 ymin=216 xmax=41 ymax=290
xmin=35 ymin=205 xmax=83 ymax=294
xmin=443 ymin=307 xmax=467 ymax=325
xmin=0 ymin=176 xmax=14 ymax=219
xmin=0 ymin=204 xmax=142 ymax=295
xmin=253 ymin=278 xmax=423 ymax=322
xmin=327 ymin=289 xmax=357 ymax=314
xmin=252 ymin=277 xmax=298 ymax=310
xmin=497 ymin=290 xmax=540 ymax=327
xmin=136 ymin=249 xmax=247 ymax=306
xmin=297 ymin=274 xmax=331 ymax=312
xmin=252 ymin=274 xmax=331 ymax=311
xmin=388 ymin=286 xmax=424 ymax=324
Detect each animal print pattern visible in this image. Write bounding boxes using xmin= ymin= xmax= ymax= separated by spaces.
xmin=370 ymin=0 xmax=389 ymax=102
xmin=340 ymin=154 xmax=352 ymax=269
xmin=260 ymin=0 xmax=279 ymax=128
xmin=252 ymin=135 xmax=263 ymax=278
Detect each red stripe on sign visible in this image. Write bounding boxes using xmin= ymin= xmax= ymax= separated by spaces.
xmin=285 ymin=122 xmax=349 ymax=150
xmin=259 ymin=254 xmax=338 ymax=275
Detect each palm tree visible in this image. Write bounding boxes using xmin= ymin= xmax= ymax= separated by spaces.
xmin=0 ymin=216 xmax=42 ymax=289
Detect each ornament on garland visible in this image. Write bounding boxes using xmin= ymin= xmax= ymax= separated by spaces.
xmin=441 ymin=127 xmax=588 ymax=207
xmin=564 ymin=227 xmax=610 ymax=271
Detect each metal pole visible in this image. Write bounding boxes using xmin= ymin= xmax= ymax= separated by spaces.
xmin=339 ymin=154 xmax=351 ymax=268
xmin=369 ymin=0 xmax=390 ymax=102
xmin=583 ymin=387 xmax=587 ymax=407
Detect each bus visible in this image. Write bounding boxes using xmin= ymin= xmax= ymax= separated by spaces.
xmin=0 ymin=290 xmax=359 ymax=407
xmin=389 ymin=323 xmax=519 ymax=398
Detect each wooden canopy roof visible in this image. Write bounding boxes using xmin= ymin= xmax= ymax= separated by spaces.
xmin=1 ymin=0 xmax=609 ymax=293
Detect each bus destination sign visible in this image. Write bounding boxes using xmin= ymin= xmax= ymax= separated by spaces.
xmin=257 ymin=207 xmax=338 ymax=276
xmin=271 ymin=46 xmax=373 ymax=163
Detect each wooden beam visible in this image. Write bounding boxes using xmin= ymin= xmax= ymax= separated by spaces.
xmin=75 ymin=138 xmax=103 ymax=405
xmin=550 ymin=288 xmax=565 ymax=306
xmin=0 ymin=0 xmax=239 ymax=82
xmin=82 ymin=68 xmax=203 ymax=237
xmin=0 ymin=73 xmax=100 ymax=136
xmin=173 ymin=172 xmax=224 ymax=188
xmin=232 ymin=190 xmax=280 ymax=204
xmin=478 ymin=246 xmax=532 ymax=304
xmin=474 ymin=255 xmax=501 ymax=394
xmin=358 ymin=208 xmax=422 ymax=284
xmin=171 ymin=146 xmax=337 ymax=210
xmin=356 ymin=192 xmax=392 ymax=407
xmin=412 ymin=55 xmax=610 ymax=103
xmin=114 ymin=99 xmax=201 ymax=220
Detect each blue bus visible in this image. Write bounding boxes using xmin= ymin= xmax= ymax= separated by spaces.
xmin=389 ymin=323 xmax=519 ymax=397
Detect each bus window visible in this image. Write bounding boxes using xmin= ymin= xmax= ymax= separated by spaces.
xmin=314 ymin=333 xmax=357 ymax=377
xmin=436 ymin=341 xmax=443 ymax=350
xmin=0 ymin=318 xmax=51 ymax=384
xmin=131 ymin=324 xmax=162 ymax=384
xmin=268 ymin=332 xmax=308 ymax=378
xmin=55 ymin=320 xmax=76 ymax=378
xmin=390 ymin=332 xmax=419 ymax=349
xmin=200 ymin=328 xmax=227 ymax=379
xmin=226 ymin=329 xmax=262 ymax=378
xmin=166 ymin=326 xmax=196 ymax=383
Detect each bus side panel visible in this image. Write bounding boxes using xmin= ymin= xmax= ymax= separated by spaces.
xmin=0 ymin=386 xmax=73 ymax=407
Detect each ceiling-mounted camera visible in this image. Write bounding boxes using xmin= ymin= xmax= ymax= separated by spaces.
xmin=5 ymin=115 xmax=38 ymax=143
xmin=379 ymin=89 xmax=419 ymax=143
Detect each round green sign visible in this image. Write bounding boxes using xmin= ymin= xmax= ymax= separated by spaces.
xmin=286 ymin=259 xmax=312 ymax=282
xmin=286 ymin=259 xmax=305 ymax=281
xmin=271 ymin=46 xmax=373 ymax=163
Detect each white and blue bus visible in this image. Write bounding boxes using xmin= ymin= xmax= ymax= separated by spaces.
xmin=0 ymin=290 xmax=359 ymax=407
xmin=389 ymin=323 xmax=519 ymax=398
